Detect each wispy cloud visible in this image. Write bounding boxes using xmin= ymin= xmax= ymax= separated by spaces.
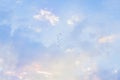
xmin=67 ymin=15 xmax=84 ymax=26
xmin=0 ymin=47 xmax=99 ymax=80
xmin=15 ymin=63 xmax=53 ymax=80
xmin=98 ymin=35 xmax=118 ymax=44
xmin=33 ymin=9 xmax=59 ymax=26
xmin=0 ymin=44 xmax=18 ymax=79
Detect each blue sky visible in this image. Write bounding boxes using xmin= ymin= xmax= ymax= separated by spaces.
xmin=0 ymin=0 xmax=120 ymax=80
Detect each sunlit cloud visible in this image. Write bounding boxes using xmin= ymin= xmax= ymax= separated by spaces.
xmin=2 ymin=49 xmax=99 ymax=80
xmin=13 ymin=62 xmax=53 ymax=80
xmin=4 ymin=70 xmax=16 ymax=76
xmin=33 ymin=9 xmax=59 ymax=26
xmin=98 ymin=35 xmax=118 ymax=44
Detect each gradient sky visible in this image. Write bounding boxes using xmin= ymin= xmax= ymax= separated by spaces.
xmin=0 ymin=0 xmax=120 ymax=80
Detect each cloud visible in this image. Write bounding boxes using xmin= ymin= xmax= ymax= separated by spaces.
xmin=28 ymin=26 xmax=42 ymax=33
xmin=0 ymin=48 xmax=99 ymax=80
xmin=15 ymin=63 xmax=53 ymax=80
xmin=33 ymin=9 xmax=59 ymax=26
xmin=0 ymin=44 xmax=18 ymax=79
xmin=67 ymin=15 xmax=84 ymax=26
xmin=0 ymin=44 xmax=118 ymax=80
xmin=98 ymin=35 xmax=118 ymax=44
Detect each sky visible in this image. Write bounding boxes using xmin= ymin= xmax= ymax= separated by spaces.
xmin=0 ymin=0 xmax=120 ymax=80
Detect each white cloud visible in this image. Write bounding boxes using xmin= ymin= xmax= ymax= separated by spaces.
xmin=33 ymin=9 xmax=59 ymax=26
xmin=67 ymin=15 xmax=84 ymax=26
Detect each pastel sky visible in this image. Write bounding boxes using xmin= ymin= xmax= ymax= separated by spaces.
xmin=0 ymin=0 xmax=120 ymax=80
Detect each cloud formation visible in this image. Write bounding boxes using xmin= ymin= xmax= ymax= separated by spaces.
xmin=0 ymin=0 xmax=120 ymax=80
xmin=33 ymin=9 xmax=59 ymax=26
xmin=13 ymin=50 xmax=99 ymax=80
